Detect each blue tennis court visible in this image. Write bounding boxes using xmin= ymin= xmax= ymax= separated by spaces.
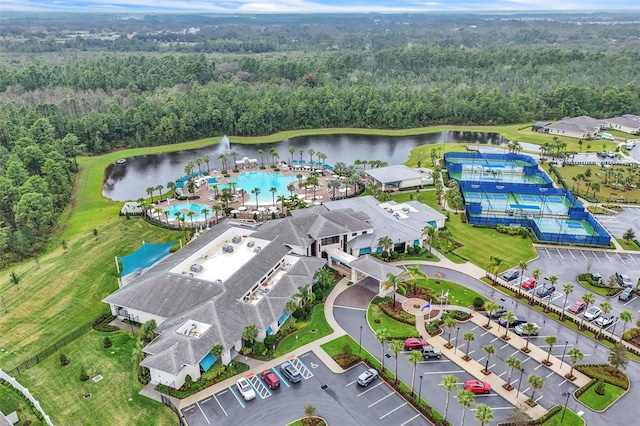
xmin=567 ymin=222 xmax=585 ymax=230
xmin=519 ymin=194 xmax=542 ymax=202
xmin=546 ymin=196 xmax=564 ymax=204
xmin=510 ymin=204 xmax=540 ymax=210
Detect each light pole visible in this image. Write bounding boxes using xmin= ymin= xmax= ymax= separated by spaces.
xmin=516 ymin=368 xmax=525 ymax=399
xmin=418 ymin=375 xmax=423 ymax=405
xmin=359 ymin=325 xmax=363 ymax=354
xmin=560 ymin=340 xmax=569 ymax=369
xmin=561 ymin=388 xmax=572 ymax=422
xmin=454 ymin=327 xmax=460 ymax=354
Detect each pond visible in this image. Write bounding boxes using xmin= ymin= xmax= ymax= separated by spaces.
xmin=102 ymin=131 xmax=504 ymax=201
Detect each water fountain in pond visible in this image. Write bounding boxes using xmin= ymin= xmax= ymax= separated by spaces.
xmin=218 ymin=135 xmax=231 ymax=155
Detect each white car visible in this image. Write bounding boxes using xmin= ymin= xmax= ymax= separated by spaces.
xmin=584 ymin=306 xmax=602 ymax=322
xmin=514 ymin=322 xmax=539 ymax=336
xmin=236 ymin=377 xmax=256 ymax=401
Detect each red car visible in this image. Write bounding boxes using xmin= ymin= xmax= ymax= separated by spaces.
xmin=463 ymin=380 xmax=492 ymax=394
xmin=521 ymin=278 xmax=537 ymax=290
xmin=261 ymin=369 xmax=281 ymax=389
xmin=404 ymin=337 xmax=428 ymax=351
xmin=567 ymin=301 xmax=587 ymax=314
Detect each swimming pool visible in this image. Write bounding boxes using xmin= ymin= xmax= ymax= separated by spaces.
xmin=223 ymin=171 xmax=297 ymax=204
xmin=166 ymin=203 xmax=210 ymax=220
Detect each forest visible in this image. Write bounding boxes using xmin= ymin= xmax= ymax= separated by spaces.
xmin=0 ymin=11 xmax=639 ymax=265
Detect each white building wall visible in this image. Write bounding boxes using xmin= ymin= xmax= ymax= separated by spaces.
xmin=399 ymin=177 xmax=425 ymax=189
xmin=151 ymin=363 xmax=201 ymax=389
xmin=548 ymin=128 xmax=586 ymax=139
xmin=111 ymin=305 xmax=166 ymax=326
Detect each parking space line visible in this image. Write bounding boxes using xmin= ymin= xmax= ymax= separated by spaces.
xmin=468 ymin=350 xmax=475 ymax=355
xmin=491 ymin=337 xmax=500 ymax=342
xmin=522 ymin=358 xmax=530 ymax=364
xmin=292 ymin=356 xmax=314 ymax=379
xmin=346 ymin=379 xmax=358 ymax=387
xmin=497 ymin=371 xmax=506 ymax=378
xmin=510 ymin=350 xmax=520 ymax=356
xmin=511 ymin=378 xmax=519 ymax=385
xmin=248 ymin=374 xmax=271 ymax=399
xmin=556 ymin=248 xmax=564 ymax=260
xmin=488 ymin=364 xmax=496 ymax=370
xmin=534 ymin=364 xmax=543 ymax=371
xmin=481 ymin=331 xmax=490 ymax=336
xmin=604 ymin=252 xmax=613 ymax=263
xmin=545 ymin=248 xmax=551 ymax=258
xmin=228 ymin=386 xmax=246 ymax=408
xmin=580 ymin=250 xmax=588 ymax=261
xmin=559 ymin=379 xmax=568 ymax=386
xmin=546 ymin=372 xmax=555 ymax=378
xmin=522 ymin=387 xmax=531 ymax=394
xmin=399 ymin=414 xmax=421 ymax=426
xmin=535 ymin=395 xmax=544 ymax=402
xmin=271 ymin=367 xmax=290 ymax=388
xmin=500 ymin=343 xmax=510 ymax=349
xmin=196 ymin=401 xmax=211 ymax=425
xmin=593 ymin=252 xmax=601 ymax=263
xmin=357 ymin=381 xmax=384 ymax=397
xmin=368 ymin=392 xmax=395 ymax=408
xmin=213 ymin=394 xmax=228 ymax=417
xmin=630 ymin=256 xmax=638 ymax=265
xmin=624 ymin=296 xmax=638 ymax=306
xmin=380 ymin=403 xmax=408 ymax=419
xmin=477 ymin=357 xmax=485 ymax=363
xmin=471 ymin=325 xmax=480 ymax=331
xmin=617 ymin=253 xmax=626 ymax=265
xmin=569 ymin=250 xmax=576 ymax=260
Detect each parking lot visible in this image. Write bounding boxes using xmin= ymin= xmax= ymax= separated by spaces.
xmin=595 ymin=207 xmax=640 ymax=239
xmin=181 ymin=351 xmax=429 ymax=426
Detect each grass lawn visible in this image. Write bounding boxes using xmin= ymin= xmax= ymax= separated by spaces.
xmin=417 ymin=278 xmax=485 ymax=309
xmin=0 ymin=384 xmax=44 ymax=425
xmin=577 ymin=279 xmax=615 ymax=297
xmin=549 ymin=164 xmax=640 ymax=203
xmin=443 ymin=212 xmax=537 ymax=269
xmin=542 ymin=408 xmax=584 ymax=426
xmin=578 ymin=382 xmax=626 ymax=411
xmin=276 ymin=304 xmax=333 ymax=356
xmin=617 ymin=239 xmax=640 ymax=251
xmin=367 ymin=302 xmax=417 ymax=338
xmin=16 ymin=330 xmax=174 ymax=426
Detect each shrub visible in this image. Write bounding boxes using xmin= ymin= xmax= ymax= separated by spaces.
xmin=425 ymin=320 xmax=444 ymax=336
xmin=576 ymin=364 xmax=629 ymax=390
xmin=79 ymin=366 xmax=89 ymax=382
xmin=381 ymin=251 xmax=389 ymax=260
xmin=343 ymin=343 xmax=353 ymax=357
xmin=390 ymin=251 xmax=399 ymax=260
xmin=103 ymin=336 xmax=112 ymax=348
xmin=445 ymin=310 xmax=472 ymax=321
xmin=92 ymin=312 xmax=119 ymax=332
xmin=622 ymin=327 xmax=640 ymax=342
xmin=59 ymin=353 xmax=69 ymax=366
xmin=263 ymin=335 xmax=276 ymax=349
xmin=594 ymin=379 xmax=605 ymax=395
xmin=253 ymin=342 xmax=267 ymax=356
xmin=472 ymin=297 xmax=485 ymax=309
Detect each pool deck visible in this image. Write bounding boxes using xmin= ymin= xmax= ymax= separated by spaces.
xmin=149 ymin=165 xmax=346 ymax=226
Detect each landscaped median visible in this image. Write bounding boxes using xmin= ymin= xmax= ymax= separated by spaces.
xmin=574 ymin=364 xmax=629 ymax=412
xmin=320 ymin=335 xmax=448 ymax=426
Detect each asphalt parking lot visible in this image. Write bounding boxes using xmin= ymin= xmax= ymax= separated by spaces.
xmin=181 ymin=351 xmax=429 ymax=426
xmin=595 ymin=207 xmax=640 ymax=239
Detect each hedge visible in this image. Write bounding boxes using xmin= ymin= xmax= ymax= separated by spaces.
xmin=575 ymin=364 xmax=629 ymax=390
xmin=91 ymin=312 xmax=119 ymax=332
xmin=498 ymin=405 xmax=562 ymax=426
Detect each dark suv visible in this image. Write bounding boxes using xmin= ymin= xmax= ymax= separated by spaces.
xmin=619 ymin=287 xmax=634 ymax=301
xmin=502 ymin=270 xmax=519 ymax=281
xmin=498 ymin=316 xmax=527 ymax=327
xmin=615 ymin=273 xmax=633 ymax=288
xmin=536 ymin=285 xmax=556 ymax=298
xmin=279 ymin=361 xmax=302 ymax=384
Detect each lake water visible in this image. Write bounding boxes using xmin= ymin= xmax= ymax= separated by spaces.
xmin=102 ymin=131 xmax=503 ymax=201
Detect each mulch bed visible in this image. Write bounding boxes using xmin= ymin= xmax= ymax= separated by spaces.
xmin=301 ymin=418 xmax=326 ymax=426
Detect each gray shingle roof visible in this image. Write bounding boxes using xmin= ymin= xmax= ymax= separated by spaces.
xmin=366 ymin=165 xmax=422 ymax=183
xmin=606 ymin=116 xmax=640 ymax=129
xmin=349 ymin=255 xmax=404 ymax=281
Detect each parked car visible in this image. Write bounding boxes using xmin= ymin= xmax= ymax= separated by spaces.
xmin=605 ymin=151 xmax=616 ymax=158
xmin=619 ymin=288 xmax=634 ymax=301
xmin=421 ymin=345 xmax=443 ymax=359
xmin=595 ymin=314 xmax=615 ymax=328
xmin=260 ymin=369 xmax=281 ymax=390
xmin=502 ymin=270 xmax=520 ymax=281
xmin=567 ymin=301 xmax=587 ymax=314
xmin=404 ymin=337 xmax=428 ymax=351
xmin=596 ymin=151 xmax=607 ymax=158
xmin=521 ymin=277 xmax=537 ymax=290
xmin=498 ymin=316 xmax=527 ymax=328
xmin=463 ymin=380 xmax=492 ymax=394
xmin=279 ymin=361 xmax=303 ymax=384
xmin=514 ymin=322 xmax=539 ymax=336
xmin=536 ymin=285 xmax=556 ymax=298
xmin=590 ymin=273 xmax=603 ymax=285
xmin=615 ymin=273 xmax=633 ymax=288
xmin=485 ymin=306 xmax=507 ymax=319
xmin=236 ymin=378 xmax=256 ymax=401
xmin=584 ymin=306 xmax=602 ymax=321
xmin=356 ymin=368 xmax=379 ymax=387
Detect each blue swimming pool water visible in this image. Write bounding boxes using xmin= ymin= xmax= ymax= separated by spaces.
xmin=166 ymin=203 xmax=209 ymax=220
xmin=223 ymin=171 xmax=297 ymax=204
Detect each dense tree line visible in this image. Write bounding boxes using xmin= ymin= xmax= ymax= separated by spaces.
xmin=0 ymin=118 xmax=77 ymax=266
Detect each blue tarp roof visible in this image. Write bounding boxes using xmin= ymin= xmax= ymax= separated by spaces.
xmin=200 ymin=353 xmax=217 ymax=372
xmin=120 ymin=241 xmax=178 ymax=277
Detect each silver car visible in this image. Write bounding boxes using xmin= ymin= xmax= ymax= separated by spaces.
xmin=357 ymin=368 xmax=378 ymax=387
xmin=584 ymin=306 xmax=602 ymax=322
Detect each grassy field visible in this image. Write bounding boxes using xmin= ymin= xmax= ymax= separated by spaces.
xmin=577 ymin=382 xmax=625 ymax=411
xmin=16 ymin=330 xmax=175 ymax=426
xmin=417 ymin=278 xmax=485 ymax=308
xmin=549 ymin=164 xmax=640 ymax=203
xmin=367 ymin=302 xmax=418 ymax=338
xmin=617 ymin=238 xmax=640 ymax=251
xmin=542 ymin=408 xmax=584 ymax=426
xmin=276 ymin=304 xmax=333 ymax=356
xmin=0 ymin=384 xmax=44 ymax=425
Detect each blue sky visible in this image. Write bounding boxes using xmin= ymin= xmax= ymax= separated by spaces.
xmin=3 ymin=0 xmax=639 ymax=13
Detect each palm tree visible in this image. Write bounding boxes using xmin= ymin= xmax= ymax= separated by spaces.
xmin=620 ymin=310 xmax=633 ymax=337
xmin=474 ymin=404 xmax=494 ymax=426
xmin=270 ymin=187 xmax=277 ymax=206
xmin=251 ymin=187 xmax=261 ymax=209
xmin=567 ymin=347 xmax=583 ymax=378
xmin=146 ymin=186 xmax=155 ymax=203
xmin=269 ymin=148 xmax=278 ymax=166
xmin=238 ymin=188 xmax=246 ymax=207
xmin=376 ymin=329 xmax=390 ymax=373
xmin=288 ymin=146 xmax=295 ymax=164
xmin=485 ymin=256 xmax=504 ymax=284
xmin=516 ymin=261 xmax=527 ymax=296
xmin=404 ymin=264 xmax=427 ymax=296
xmin=561 ymin=283 xmax=574 ymax=320
xmin=532 ymin=268 xmax=541 ymax=284
xmin=299 ymin=148 xmax=304 ymax=163
xmin=408 ymin=350 xmax=423 ymax=397
xmin=293 ymin=284 xmax=314 ymax=308
xmin=500 ymin=311 xmax=516 ymax=339
xmin=457 ymin=389 xmax=475 ymax=426
xmin=304 ymin=404 xmax=316 ymax=421
xmin=389 ymin=340 xmax=404 ymax=384
xmin=444 ymin=317 xmax=457 ymax=347
xmin=201 ymin=208 xmax=210 ymax=226
xmin=482 ymin=345 xmax=495 ymax=373
xmin=218 ymin=153 xmax=228 ymax=171
xmin=505 ymin=356 xmax=521 ymax=389
xmin=463 ymin=332 xmax=475 ymax=358
xmin=212 ymin=204 xmax=222 ymax=224
xmin=598 ymin=301 xmax=612 ymax=337
xmin=484 ymin=301 xmax=501 ymax=328
xmin=195 ymin=157 xmax=203 ymax=175
xmin=328 ymin=179 xmax=341 ymax=200
xmin=528 ymin=374 xmax=544 ymax=402
xmin=167 ymin=181 xmax=176 ymax=196
xmin=186 ymin=210 xmax=196 ymax=228
xmin=545 ymin=336 xmax=557 ymax=363
xmin=308 ymin=148 xmax=315 ymax=164
xmin=422 ymin=225 xmax=435 ymax=255
xmin=203 ymin=155 xmax=210 ymax=173
xmin=163 ymin=210 xmax=170 ymax=226
xmin=153 ymin=207 xmax=163 ymax=222
xmin=156 ymin=184 xmax=164 ymax=200
xmin=257 ymin=149 xmax=265 ymax=168
xmin=522 ymin=323 xmax=538 ymax=351
xmin=441 ymin=374 xmax=458 ymax=421
xmin=382 ymin=272 xmax=404 ymax=307
xmin=242 ymin=324 xmax=258 ymax=347
xmin=580 ymin=293 xmax=595 ymax=329
xmin=378 ymin=236 xmax=393 ymax=256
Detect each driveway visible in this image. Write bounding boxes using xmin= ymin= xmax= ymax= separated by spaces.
xmin=334 ymin=281 xmax=377 ymax=310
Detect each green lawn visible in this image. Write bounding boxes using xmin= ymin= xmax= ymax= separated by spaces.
xmin=276 ymin=304 xmax=333 ymax=356
xmin=617 ymin=239 xmax=640 ymax=251
xmin=0 ymin=384 xmax=44 ymax=425
xmin=549 ymin=164 xmax=640 ymax=203
xmin=367 ymin=302 xmax=418 ymax=338
xmin=578 ymin=382 xmax=626 ymax=411
xmin=577 ymin=279 xmax=616 ymax=297
xmin=16 ymin=330 xmax=174 ymax=426
xmin=417 ymin=278 xmax=485 ymax=309
xmin=542 ymin=408 xmax=584 ymax=426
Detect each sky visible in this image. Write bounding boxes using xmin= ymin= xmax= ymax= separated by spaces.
xmin=2 ymin=0 xmax=639 ymax=13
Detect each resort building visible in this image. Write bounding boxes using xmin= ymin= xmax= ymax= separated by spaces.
xmin=365 ymin=165 xmax=433 ymax=191
xmin=543 ymin=116 xmax=606 ymax=139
